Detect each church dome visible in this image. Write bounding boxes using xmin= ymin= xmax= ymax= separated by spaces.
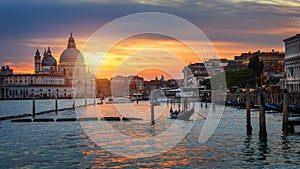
xmin=59 ymin=48 xmax=84 ymax=63
xmin=42 ymin=47 xmax=57 ymax=66
xmin=59 ymin=33 xmax=84 ymax=64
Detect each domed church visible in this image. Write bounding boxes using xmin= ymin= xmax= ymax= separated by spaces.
xmin=0 ymin=33 xmax=95 ymax=99
xmin=58 ymin=33 xmax=86 ymax=85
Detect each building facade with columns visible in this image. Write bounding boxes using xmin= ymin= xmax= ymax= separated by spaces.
xmin=283 ymin=34 xmax=300 ymax=93
xmin=0 ymin=33 xmax=95 ymax=99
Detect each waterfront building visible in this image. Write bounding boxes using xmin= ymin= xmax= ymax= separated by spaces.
xmin=143 ymin=81 xmax=150 ymax=98
xmin=110 ymin=76 xmax=129 ymax=97
xmin=0 ymin=65 xmax=13 ymax=76
xmin=223 ymin=60 xmax=246 ymax=71
xmin=128 ymin=75 xmax=144 ymax=99
xmin=234 ymin=50 xmax=285 ymax=75
xmin=183 ymin=63 xmax=209 ymax=87
xmin=100 ymin=75 xmax=182 ymax=99
xmin=0 ymin=33 xmax=95 ymax=99
xmin=149 ymin=75 xmax=167 ymax=90
xmin=283 ymin=34 xmax=300 ymax=92
xmin=204 ymin=59 xmax=227 ymax=76
xmin=110 ymin=75 xmax=144 ymax=98
xmin=96 ymin=78 xmax=111 ymax=98
xmin=204 ymin=59 xmax=245 ymax=76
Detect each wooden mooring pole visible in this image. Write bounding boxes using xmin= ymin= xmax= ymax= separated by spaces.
xmin=282 ymin=89 xmax=294 ymax=133
xmin=32 ymin=93 xmax=35 ymax=118
xmin=150 ymin=90 xmax=155 ymax=125
xmin=55 ymin=93 xmax=58 ymax=115
xmin=259 ymin=90 xmax=267 ymax=141
xmin=72 ymin=91 xmax=75 ymax=110
xmin=73 ymin=98 xmax=75 ymax=110
xmin=85 ymin=96 xmax=87 ymax=107
xmin=246 ymin=89 xmax=252 ymax=135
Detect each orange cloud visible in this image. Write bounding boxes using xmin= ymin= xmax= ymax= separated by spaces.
xmin=95 ymin=34 xmax=210 ymax=79
xmin=4 ymin=61 xmax=33 ymax=74
xmin=11 ymin=33 xmax=285 ymax=80
xmin=20 ymin=35 xmax=89 ymax=62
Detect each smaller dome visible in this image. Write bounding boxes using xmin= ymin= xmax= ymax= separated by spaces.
xmin=42 ymin=55 xmax=57 ymax=66
xmin=42 ymin=47 xmax=57 ymax=66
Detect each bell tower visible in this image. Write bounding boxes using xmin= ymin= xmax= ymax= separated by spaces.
xmin=34 ymin=49 xmax=41 ymax=74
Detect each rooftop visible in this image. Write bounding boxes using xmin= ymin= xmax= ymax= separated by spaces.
xmin=283 ymin=34 xmax=300 ymax=42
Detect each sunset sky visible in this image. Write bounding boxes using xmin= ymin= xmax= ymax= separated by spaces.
xmin=0 ymin=0 xmax=299 ymax=80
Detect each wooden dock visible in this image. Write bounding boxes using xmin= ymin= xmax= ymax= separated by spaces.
xmin=11 ymin=116 xmax=142 ymax=123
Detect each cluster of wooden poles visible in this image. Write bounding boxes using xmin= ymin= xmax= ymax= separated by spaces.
xmin=31 ymin=93 xmax=96 ymax=119
xmin=245 ymin=89 xmax=295 ymax=141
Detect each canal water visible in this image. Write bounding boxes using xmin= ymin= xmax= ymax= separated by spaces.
xmin=0 ymin=99 xmax=95 ymax=117
xmin=0 ymin=100 xmax=299 ymax=168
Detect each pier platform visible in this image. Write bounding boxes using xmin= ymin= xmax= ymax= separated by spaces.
xmin=11 ymin=116 xmax=143 ymax=123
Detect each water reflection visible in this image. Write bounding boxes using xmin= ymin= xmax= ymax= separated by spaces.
xmin=0 ymin=102 xmax=299 ymax=168
xmin=243 ymin=135 xmax=255 ymax=162
xmin=281 ymin=135 xmax=290 ymax=151
xmin=258 ymin=140 xmax=269 ymax=163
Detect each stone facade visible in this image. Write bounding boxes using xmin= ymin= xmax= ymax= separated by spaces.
xmin=283 ymin=34 xmax=300 ymax=93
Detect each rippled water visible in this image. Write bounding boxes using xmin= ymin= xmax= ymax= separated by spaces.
xmin=0 ymin=101 xmax=299 ymax=168
xmin=0 ymin=99 xmax=95 ymax=117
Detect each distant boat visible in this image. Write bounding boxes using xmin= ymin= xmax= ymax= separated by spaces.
xmin=225 ymin=100 xmax=259 ymax=109
xmin=105 ymin=97 xmax=133 ymax=104
xmin=289 ymin=105 xmax=300 ymax=114
xmin=225 ymin=100 xmax=240 ymax=107
xmin=264 ymin=104 xmax=281 ymax=112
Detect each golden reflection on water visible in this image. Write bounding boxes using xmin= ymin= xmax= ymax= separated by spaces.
xmin=77 ymin=101 xmax=212 ymax=165
xmin=99 ymin=101 xmax=168 ymax=120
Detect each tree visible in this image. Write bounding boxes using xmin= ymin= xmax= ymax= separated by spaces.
xmin=248 ymin=51 xmax=264 ymax=87
xmin=224 ymin=69 xmax=254 ymax=88
xmin=200 ymin=78 xmax=211 ymax=90
xmin=209 ymin=69 xmax=255 ymax=89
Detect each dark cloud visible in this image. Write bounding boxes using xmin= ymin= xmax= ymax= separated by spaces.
xmin=0 ymin=0 xmax=299 ymax=68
